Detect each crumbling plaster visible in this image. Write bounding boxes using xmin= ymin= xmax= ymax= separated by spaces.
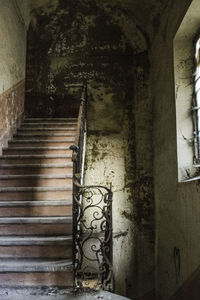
xmin=0 ymin=0 xmax=27 ymax=94
xmin=2 ymin=0 xmax=199 ymax=299
xmin=24 ymin=1 xmax=155 ymax=299
xmin=28 ymin=0 xmax=170 ymax=44
xmin=0 ymin=0 xmax=31 ymax=153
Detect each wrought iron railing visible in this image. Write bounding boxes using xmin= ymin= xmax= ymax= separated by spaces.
xmin=73 ymin=182 xmax=113 ymax=291
xmin=69 ymin=83 xmax=87 ymax=183
xmin=70 ymin=84 xmax=113 ymax=291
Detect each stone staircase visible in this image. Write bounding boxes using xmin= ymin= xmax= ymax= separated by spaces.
xmin=0 ymin=118 xmax=77 ymax=287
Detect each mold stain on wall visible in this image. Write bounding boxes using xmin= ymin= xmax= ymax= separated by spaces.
xmin=25 ymin=0 xmax=154 ymax=298
xmin=0 ymin=80 xmax=25 ymax=154
xmin=0 ymin=0 xmax=28 ymax=154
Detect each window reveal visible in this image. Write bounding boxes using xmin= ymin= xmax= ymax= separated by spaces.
xmin=193 ymin=37 xmax=200 ymax=164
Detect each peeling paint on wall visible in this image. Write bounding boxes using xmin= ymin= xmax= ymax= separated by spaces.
xmin=25 ymin=0 xmax=145 ymax=117
xmin=0 ymin=80 xmax=25 ymax=155
xmin=0 ymin=0 xmax=28 ymax=153
xmin=25 ymin=1 xmax=154 ymax=298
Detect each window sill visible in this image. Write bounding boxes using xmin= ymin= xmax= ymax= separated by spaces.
xmin=182 ymin=175 xmax=200 ymax=182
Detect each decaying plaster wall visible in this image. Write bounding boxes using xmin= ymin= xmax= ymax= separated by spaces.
xmin=2 ymin=0 xmax=200 ymax=299
xmin=26 ymin=1 xmax=154 ymax=299
xmin=85 ymin=59 xmax=154 ymax=299
xmin=149 ymin=0 xmax=200 ymax=299
xmin=0 ymin=0 xmax=30 ymax=154
xmin=25 ymin=0 xmax=147 ymax=118
xmin=3 ymin=0 xmax=200 ymax=299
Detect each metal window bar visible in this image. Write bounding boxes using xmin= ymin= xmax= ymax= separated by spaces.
xmin=193 ymin=37 xmax=200 ymax=164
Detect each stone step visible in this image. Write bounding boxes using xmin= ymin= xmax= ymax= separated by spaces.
xmin=18 ymin=127 xmax=77 ymax=133
xmin=0 ymin=186 xmax=72 ymax=200
xmin=0 ymin=271 xmax=73 ymax=287
xmin=0 ymin=174 xmax=73 ymax=187
xmin=0 ymin=258 xmax=73 ymax=286
xmin=0 ymin=117 xmax=75 ymax=288
xmin=0 ymin=217 xmax=72 ymax=235
xmin=18 ymin=129 xmax=76 ymax=135
xmin=21 ymin=122 xmax=77 ymax=127
xmin=0 ymin=223 xmax=72 ymax=235
xmin=0 ymin=200 xmax=72 ymax=216
xmin=14 ymin=133 xmax=76 ymax=139
xmin=0 ymin=244 xmax=72 ymax=258
xmin=0 ymin=154 xmax=72 ymax=164
xmin=0 ymin=216 xmax=72 ymax=224
xmin=3 ymin=146 xmax=72 ymax=155
xmin=0 ymin=236 xmax=72 ymax=258
xmin=0 ymin=204 xmax=72 ymax=217
xmin=8 ymin=140 xmax=75 ymax=147
xmin=0 ymin=235 xmax=72 ymax=245
xmin=0 ymin=258 xmax=73 ymax=271
xmin=0 ymin=163 xmax=73 ymax=175
xmin=24 ymin=118 xmax=77 ymax=122
xmin=0 ymin=200 xmax=72 ymax=206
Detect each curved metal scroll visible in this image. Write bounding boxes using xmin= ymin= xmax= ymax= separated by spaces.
xmin=73 ymin=181 xmax=113 ymax=291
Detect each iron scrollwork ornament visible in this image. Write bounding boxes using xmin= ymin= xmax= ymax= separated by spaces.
xmin=73 ymin=182 xmax=113 ymax=291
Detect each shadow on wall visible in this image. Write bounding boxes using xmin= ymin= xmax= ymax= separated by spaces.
xmin=24 ymin=0 xmax=143 ymax=119
xmin=24 ymin=91 xmax=82 ymax=118
xmin=24 ymin=1 xmax=155 ymax=299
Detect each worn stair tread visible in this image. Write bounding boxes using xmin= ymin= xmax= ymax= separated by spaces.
xmin=9 ymin=140 xmax=75 ymax=143
xmin=0 ymin=155 xmax=72 ymax=159
xmin=0 ymin=117 xmax=74 ymax=282
xmin=0 ymin=163 xmax=73 ymax=168
xmin=3 ymin=146 xmax=71 ymax=150
xmin=0 ymin=200 xmax=72 ymax=206
xmin=24 ymin=117 xmax=77 ymax=120
xmin=24 ymin=118 xmax=77 ymax=121
xmin=0 ymin=235 xmax=72 ymax=245
xmin=0 ymin=174 xmax=72 ymax=179
xmin=0 ymin=200 xmax=72 ymax=207
xmin=0 ymin=216 xmax=72 ymax=224
xmin=0 ymin=187 xmax=72 ymax=192
xmin=21 ymin=122 xmax=77 ymax=126
xmin=0 ymin=258 xmax=73 ymax=272
xmin=15 ymin=133 xmax=76 ymax=137
xmin=18 ymin=128 xmax=77 ymax=131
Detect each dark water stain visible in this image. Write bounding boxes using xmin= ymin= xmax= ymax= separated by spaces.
xmin=25 ymin=0 xmax=136 ymax=117
xmin=25 ymin=1 xmax=154 ymax=296
xmin=121 ymin=211 xmax=134 ymax=222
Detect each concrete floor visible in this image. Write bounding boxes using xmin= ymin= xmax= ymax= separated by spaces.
xmin=0 ymin=287 xmax=131 ymax=300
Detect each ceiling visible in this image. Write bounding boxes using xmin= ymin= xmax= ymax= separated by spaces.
xmin=26 ymin=0 xmax=170 ymax=41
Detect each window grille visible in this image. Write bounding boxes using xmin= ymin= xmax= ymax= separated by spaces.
xmin=193 ymin=37 xmax=200 ymax=164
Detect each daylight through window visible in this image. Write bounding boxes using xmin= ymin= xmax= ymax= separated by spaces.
xmin=193 ymin=37 xmax=200 ymax=165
